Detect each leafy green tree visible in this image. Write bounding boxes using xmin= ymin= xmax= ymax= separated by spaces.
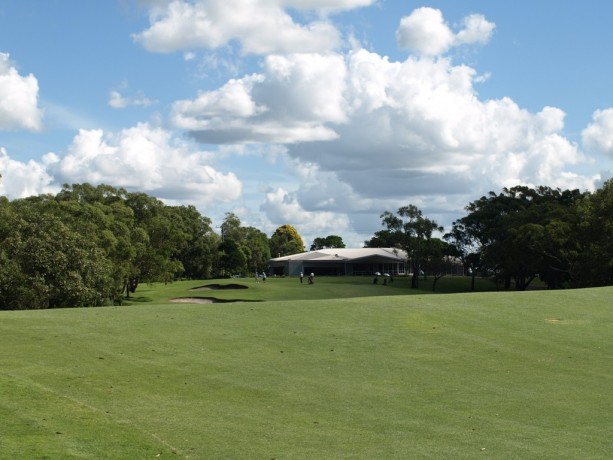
xmin=363 ymin=229 xmax=405 ymax=248
xmin=444 ymin=220 xmax=482 ymax=291
xmin=170 ymin=205 xmax=218 ymax=279
xmin=0 ymin=211 xmax=115 ymax=309
xmin=422 ymin=239 xmax=458 ymax=292
xmin=242 ymin=227 xmax=271 ymax=274
xmin=218 ymin=239 xmax=247 ymax=277
xmin=0 ymin=198 xmax=29 ymax=308
xmin=0 ymin=195 xmax=14 ymax=238
xmin=56 ymin=184 xmax=215 ymax=293
xmin=54 ymin=185 xmax=132 ymax=300
xmin=220 ymin=212 xmax=243 ymax=243
xmin=0 ymin=183 xmax=217 ymax=306
xmin=378 ymin=205 xmax=442 ymax=288
xmin=310 ymin=235 xmax=345 ymax=250
xmin=269 ymin=224 xmax=304 ymax=257
xmin=216 ymin=213 xmax=270 ymax=275
xmin=573 ymin=179 xmax=613 ymax=287
xmin=56 ymin=184 xmax=140 ymax=299
xmin=124 ymin=192 xmax=188 ymax=292
xmin=457 ymin=186 xmax=585 ymax=290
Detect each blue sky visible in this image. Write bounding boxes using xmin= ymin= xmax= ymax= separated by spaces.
xmin=2 ymin=0 xmax=613 ymax=247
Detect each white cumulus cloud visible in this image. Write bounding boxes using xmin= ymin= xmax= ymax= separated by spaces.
xmin=396 ymin=7 xmax=495 ymax=56
xmin=0 ymin=52 xmax=43 ymax=131
xmin=281 ymin=0 xmax=375 ymax=11
xmin=582 ymin=108 xmax=613 ymax=157
xmin=284 ymin=48 xmax=594 ymax=197
xmin=455 ymin=14 xmax=496 ymax=46
xmin=0 ymin=147 xmax=56 ymax=198
xmin=260 ymin=186 xmax=350 ymax=236
xmin=45 ymin=123 xmax=242 ymax=206
xmin=133 ymin=0 xmax=347 ymax=55
xmin=169 ymin=4 xmax=598 ymax=231
xmin=171 ymin=53 xmax=348 ymax=143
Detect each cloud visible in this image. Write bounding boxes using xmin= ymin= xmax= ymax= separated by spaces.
xmin=455 ymin=14 xmax=496 ymax=46
xmin=0 ymin=147 xmax=57 ymax=198
xmin=171 ymin=53 xmax=347 ymax=143
xmin=138 ymin=0 xmax=375 ymax=11
xmin=260 ymin=186 xmax=350 ymax=236
xmin=396 ymin=7 xmax=495 ymax=56
xmin=166 ymin=3 xmax=599 ymax=237
xmin=175 ymin=41 xmax=595 ymax=199
xmin=4 ymin=3 xmax=593 ymax=245
xmin=582 ymin=108 xmax=613 ymax=157
xmin=0 ymin=52 xmax=43 ymax=131
xmin=45 ymin=123 xmax=242 ymax=205
xmin=281 ymin=0 xmax=375 ymax=11
xmin=108 ymin=90 xmax=155 ymax=109
xmin=108 ymin=91 xmax=129 ymax=109
xmin=133 ymin=0 xmax=354 ymax=55
xmin=1 ymin=123 xmax=242 ymax=208
xmin=284 ymin=49 xmax=595 ymax=195
xmin=172 ymin=75 xmax=268 ymax=126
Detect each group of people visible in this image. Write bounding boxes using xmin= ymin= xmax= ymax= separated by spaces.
xmin=299 ymin=272 xmax=315 ymax=284
xmin=257 ymin=271 xmax=394 ymax=285
xmin=373 ymin=274 xmax=393 ymax=285
xmin=256 ymin=271 xmax=316 ymax=283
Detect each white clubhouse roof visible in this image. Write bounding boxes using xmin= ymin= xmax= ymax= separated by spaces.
xmin=269 ymin=247 xmax=407 ymax=262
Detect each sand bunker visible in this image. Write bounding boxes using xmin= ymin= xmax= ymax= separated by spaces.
xmin=172 ymin=284 xmax=252 ymax=304
xmin=170 ymin=297 xmax=217 ymax=304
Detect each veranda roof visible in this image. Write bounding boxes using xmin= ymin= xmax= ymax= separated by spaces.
xmin=269 ymin=247 xmax=407 ymax=263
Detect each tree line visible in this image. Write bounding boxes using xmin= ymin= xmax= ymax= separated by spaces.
xmin=0 ymin=184 xmax=306 ymax=310
xmin=2 ymin=180 xmax=612 ymax=309
xmin=366 ymin=180 xmax=613 ymax=291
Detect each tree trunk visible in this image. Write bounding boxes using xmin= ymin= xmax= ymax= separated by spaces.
xmin=432 ymin=274 xmax=445 ymax=292
xmin=504 ymin=275 xmax=511 ymax=289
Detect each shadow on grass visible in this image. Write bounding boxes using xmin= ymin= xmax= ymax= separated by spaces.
xmin=122 ymin=296 xmax=153 ymax=305
xmin=171 ymin=297 xmax=261 ymax=304
xmin=190 ymin=284 xmax=249 ymax=291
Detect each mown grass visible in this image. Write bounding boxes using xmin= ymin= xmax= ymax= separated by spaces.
xmin=0 ymin=277 xmax=611 ymax=459
xmin=126 ymin=274 xmax=497 ymax=305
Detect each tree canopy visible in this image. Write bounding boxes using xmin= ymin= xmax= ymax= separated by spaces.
xmin=269 ymin=224 xmax=304 ymax=257
xmin=310 ymin=235 xmax=345 ymax=251
xmin=444 ymin=184 xmax=601 ymax=290
xmin=0 ymin=184 xmax=217 ymax=309
xmin=375 ymin=205 xmax=443 ymax=288
xmin=217 ymin=212 xmax=270 ymax=275
xmin=367 ymin=183 xmax=613 ymax=291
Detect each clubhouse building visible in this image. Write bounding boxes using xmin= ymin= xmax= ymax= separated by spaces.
xmin=268 ymin=248 xmax=408 ymax=277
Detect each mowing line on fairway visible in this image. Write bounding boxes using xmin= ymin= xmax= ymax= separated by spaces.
xmin=1 ymin=371 xmax=186 ymax=457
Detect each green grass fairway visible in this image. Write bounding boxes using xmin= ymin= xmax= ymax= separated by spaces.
xmin=1 ymin=278 xmax=611 ymax=459
xmin=123 ymin=274 xmax=498 ymax=305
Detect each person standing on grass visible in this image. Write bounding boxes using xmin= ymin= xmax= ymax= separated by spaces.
xmin=300 ymin=272 xmax=304 ymax=283
xmin=262 ymin=272 xmax=267 ymax=282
